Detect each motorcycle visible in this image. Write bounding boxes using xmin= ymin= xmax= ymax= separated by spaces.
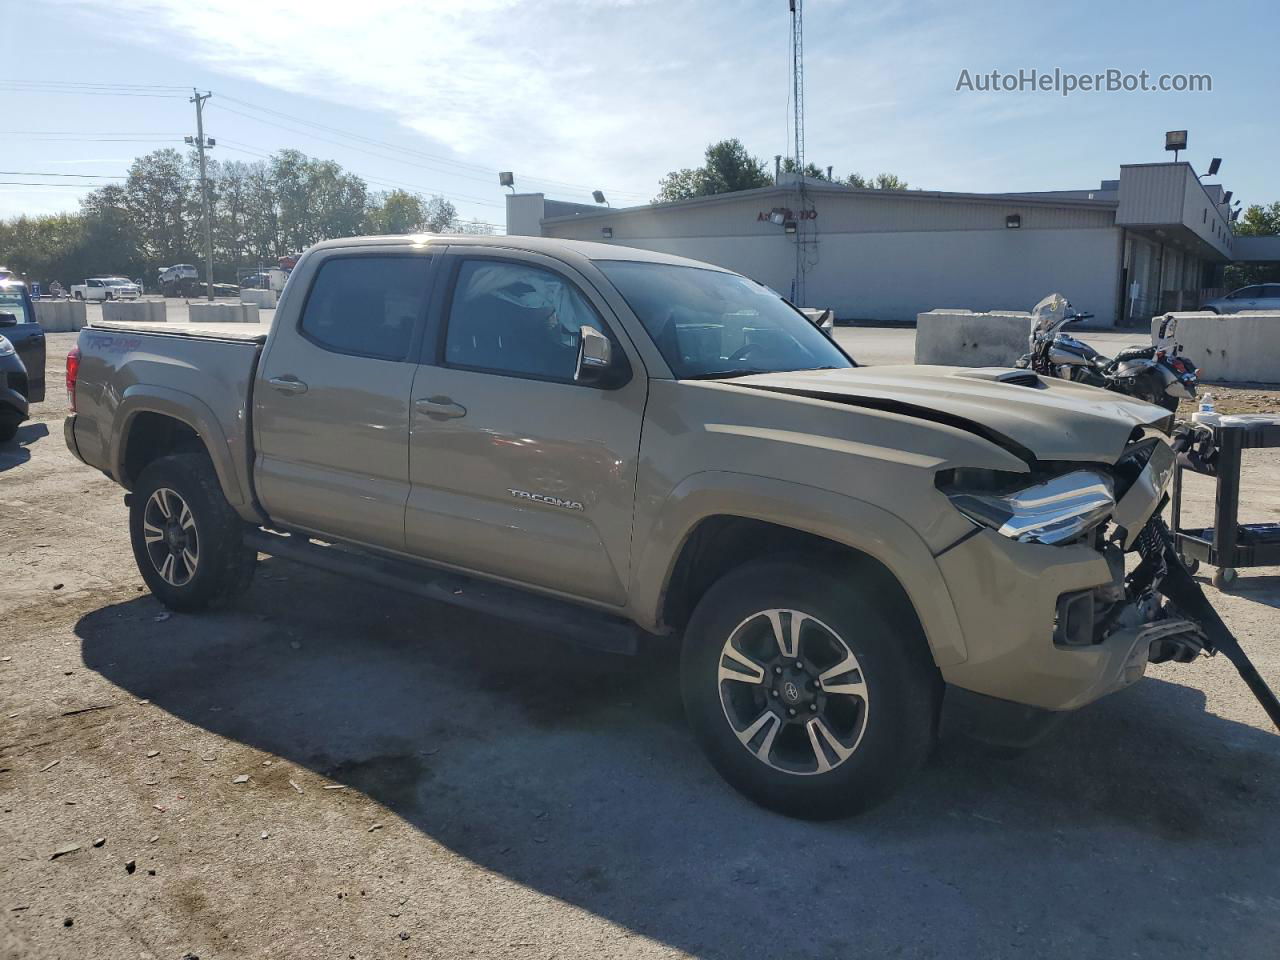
xmin=1015 ymin=293 xmax=1199 ymax=414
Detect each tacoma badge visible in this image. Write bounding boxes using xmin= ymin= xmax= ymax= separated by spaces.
xmin=508 ymin=489 xmax=584 ymax=511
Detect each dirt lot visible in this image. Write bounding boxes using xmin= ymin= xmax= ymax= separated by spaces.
xmin=3 ymin=332 xmax=1280 ymax=960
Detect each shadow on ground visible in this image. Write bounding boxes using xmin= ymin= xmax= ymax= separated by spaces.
xmin=76 ymin=557 xmax=1280 ymax=959
xmin=0 ymin=421 xmax=48 ymax=471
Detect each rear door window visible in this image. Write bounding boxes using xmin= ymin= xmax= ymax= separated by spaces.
xmin=299 ymin=256 xmax=432 ymax=361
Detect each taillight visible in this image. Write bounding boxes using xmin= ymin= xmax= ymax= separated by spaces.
xmin=66 ymin=346 xmax=80 ymax=412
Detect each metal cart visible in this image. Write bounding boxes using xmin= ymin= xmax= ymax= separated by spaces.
xmin=1171 ymin=419 xmax=1280 ymax=589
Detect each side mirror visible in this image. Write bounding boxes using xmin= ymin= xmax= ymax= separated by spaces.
xmin=575 ymin=325 xmax=614 ymax=384
xmin=0 ymin=313 xmax=17 ymax=327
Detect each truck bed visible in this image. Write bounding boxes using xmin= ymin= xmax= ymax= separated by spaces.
xmin=70 ymin=321 xmax=266 ymax=515
xmin=91 ymin=318 xmax=269 ymax=342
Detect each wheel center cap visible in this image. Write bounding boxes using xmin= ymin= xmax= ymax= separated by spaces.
xmin=781 ymin=680 xmax=802 ymax=705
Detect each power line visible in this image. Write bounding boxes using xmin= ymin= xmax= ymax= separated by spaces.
xmin=0 ymin=181 xmax=114 ymax=188
xmin=217 ymin=141 xmax=506 ymax=209
xmin=6 ymin=79 xmax=648 ymax=200
xmin=6 ymin=135 xmax=185 ymax=143
xmin=0 ymin=87 xmax=187 ymax=99
xmin=214 ymin=93 xmax=648 ymax=199
xmin=0 ymin=80 xmax=190 ymax=91
xmin=212 ymin=104 xmax=515 ymax=203
xmin=0 ymin=171 xmax=126 ymax=179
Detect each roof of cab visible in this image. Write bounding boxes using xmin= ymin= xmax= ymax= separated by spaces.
xmin=304 ymin=233 xmax=729 ymax=272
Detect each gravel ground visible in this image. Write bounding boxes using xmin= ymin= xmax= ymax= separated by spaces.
xmin=2 ymin=331 xmax=1279 ymax=960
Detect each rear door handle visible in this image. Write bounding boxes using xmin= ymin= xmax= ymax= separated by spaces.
xmin=268 ymin=376 xmax=308 ymax=395
xmin=415 ymin=396 xmax=467 ymax=420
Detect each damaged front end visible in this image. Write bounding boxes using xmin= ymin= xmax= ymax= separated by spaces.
xmin=938 ymin=428 xmax=1280 ymax=727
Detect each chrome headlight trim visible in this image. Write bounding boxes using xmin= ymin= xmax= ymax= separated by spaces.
xmin=945 ymin=469 xmax=1116 ymax=546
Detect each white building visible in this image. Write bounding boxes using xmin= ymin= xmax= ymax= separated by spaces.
xmin=507 ymin=161 xmax=1242 ymax=327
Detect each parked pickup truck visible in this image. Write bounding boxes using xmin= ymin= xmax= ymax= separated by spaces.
xmin=71 ymin=277 xmax=140 ymax=301
xmin=65 ymin=235 xmax=1212 ymax=817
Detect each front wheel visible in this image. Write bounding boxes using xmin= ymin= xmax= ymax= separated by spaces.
xmin=681 ymin=560 xmax=942 ymax=819
xmin=129 ymin=453 xmax=257 ymax=611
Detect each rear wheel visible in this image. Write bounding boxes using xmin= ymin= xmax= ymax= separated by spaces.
xmin=681 ymin=560 xmax=942 ymax=819
xmin=129 ymin=453 xmax=257 ymax=611
xmin=0 ymin=416 xmax=20 ymax=443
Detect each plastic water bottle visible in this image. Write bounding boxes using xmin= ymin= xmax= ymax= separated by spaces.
xmin=1192 ymin=393 xmax=1220 ymax=427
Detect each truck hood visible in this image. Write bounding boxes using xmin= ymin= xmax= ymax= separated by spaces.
xmin=728 ymin=365 xmax=1171 ymax=464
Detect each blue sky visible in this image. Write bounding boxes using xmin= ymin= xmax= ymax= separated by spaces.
xmin=3 ymin=0 xmax=1275 ymax=227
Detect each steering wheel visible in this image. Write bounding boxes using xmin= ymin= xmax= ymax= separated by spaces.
xmin=728 ymin=341 xmax=761 ymax=362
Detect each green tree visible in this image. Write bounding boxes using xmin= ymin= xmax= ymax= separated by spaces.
xmin=1224 ymin=201 xmax=1280 ymax=287
xmin=80 ymin=184 xmax=143 ymax=278
xmin=366 ymin=189 xmax=427 ymax=234
xmin=655 ymin=139 xmax=773 ymax=202
xmin=845 ymin=172 xmax=909 ymax=190
xmin=124 ymin=148 xmax=195 ymax=266
xmin=781 ymin=158 xmax=830 ymax=180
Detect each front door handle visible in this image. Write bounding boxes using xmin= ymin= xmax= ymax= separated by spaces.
xmin=415 ymin=396 xmax=467 ymax=420
xmin=268 ymin=376 xmax=308 ymax=395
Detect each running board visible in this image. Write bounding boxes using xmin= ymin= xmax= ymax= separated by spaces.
xmin=243 ymin=529 xmax=643 ymax=656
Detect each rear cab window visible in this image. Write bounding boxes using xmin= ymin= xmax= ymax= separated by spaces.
xmin=0 ymin=289 xmax=29 ymax=324
xmin=299 ymin=256 xmax=433 ymax=361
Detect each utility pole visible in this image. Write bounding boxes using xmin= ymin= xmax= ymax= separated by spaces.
xmin=188 ymin=89 xmax=215 ymax=301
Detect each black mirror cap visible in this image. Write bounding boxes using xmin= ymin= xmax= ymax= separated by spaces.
xmin=0 ymin=312 xmax=17 ymax=327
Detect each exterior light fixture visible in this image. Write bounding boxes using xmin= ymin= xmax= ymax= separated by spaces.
xmin=1165 ymin=130 xmax=1188 ymax=160
xmin=783 ymin=220 xmax=798 ymax=234
xmin=1222 ymin=190 xmax=1233 ymax=204
xmin=770 ymin=211 xmax=786 ymax=225
xmin=1006 ymin=214 xmax=1021 ymax=229
xmin=601 ymin=227 xmax=613 ymax=239
xmin=499 ymin=171 xmax=514 ymax=191
xmin=1207 ymin=157 xmax=1221 ymax=176
xmin=592 ymin=190 xmax=608 ymax=206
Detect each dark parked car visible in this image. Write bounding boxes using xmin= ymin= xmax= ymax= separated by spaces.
xmin=0 ymin=280 xmax=46 ymax=440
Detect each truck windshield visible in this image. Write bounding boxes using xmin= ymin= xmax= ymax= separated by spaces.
xmin=596 ymin=260 xmax=852 ymax=379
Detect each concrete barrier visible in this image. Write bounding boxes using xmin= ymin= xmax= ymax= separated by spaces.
xmin=187 ymin=302 xmax=260 ymax=324
xmin=32 ymin=300 xmax=87 ymax=332
xmin=1152 ymin=311 xmax=1280 ymax=384
xmin=102 ymin=300 xmax=167 ymax=324
xmin=239 ymin=288 xmax=277 ymax=308
xmin=915 ymin=309 xmax=1034 ymax=366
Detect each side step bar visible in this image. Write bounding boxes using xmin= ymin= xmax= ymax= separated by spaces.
xmin=243 ymin=529 xmax=644 ymax=656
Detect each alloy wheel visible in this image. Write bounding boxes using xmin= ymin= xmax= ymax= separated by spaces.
xmin=717 ymin=608 xmax=870 ymax=775
xmin=142 ymin=487 xmax=200 ymax=586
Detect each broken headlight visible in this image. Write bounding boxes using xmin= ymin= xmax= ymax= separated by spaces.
xmin=939 ymin=468 xmax=1116 ymax=546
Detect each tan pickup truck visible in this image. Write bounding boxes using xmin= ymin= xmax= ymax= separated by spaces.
xmin=65 ymin=235 xmax=1209 ymax=817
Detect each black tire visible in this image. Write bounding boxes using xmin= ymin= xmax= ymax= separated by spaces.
xmin=0 ymin=417 xmax=20 ymax=443
xmin=681 ymin=559 xmax=942 ymax=819
xmin=129 ymin=452 xmax=257 ymax=611
xmin=73 ymin=291 xmax=83 ymax=300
